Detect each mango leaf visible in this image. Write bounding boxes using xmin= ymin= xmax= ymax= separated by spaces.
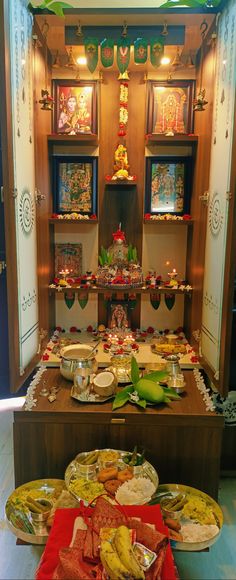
xmin=43 ymin=0 xmax=72 ymax=16
xmin=163 ymin=387 xmax=181 ymax=400
xmin=163 ymin=396 xmax=172 ymax=403
xmin=112 ymin=385 xmax=133 ymax=410
xmin=135 ymin=398 xmax=147 ymax=409
xmin=131 ymin=356 xmax=140 ymax=385
xmin=145 ymin=371 xmax=168 ymax=383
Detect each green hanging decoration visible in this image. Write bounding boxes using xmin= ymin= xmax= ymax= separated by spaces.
xmin=64 ymin=291 xmax=75 ymax=310
xmin=78 ymin=292 xmax=89 ymax=310
xmin=129 ymin=293 xmax=137 ymax=310
xmin=150 ymin=38 xmax=164 ymax=68
xmin=150 ymin=293 xmax=161 ymax=310
xmin=100 ymin=38 xmax=114 ymax=68
xmin=165 ymin=293 xmax=175 ymax=311
xmin=134 ymin=38 xmax=148 ymax=65
xmin=84 ymin=37 xmax=99 ymax=73
xmin=117 ymin=38 xmax=131 ymax=74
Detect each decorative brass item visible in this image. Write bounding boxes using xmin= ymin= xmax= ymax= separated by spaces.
xmin=161 ymin=21 xmax=168 ymax=37
xmin=52 ymin=50 xmax=61 ymax=68
xmin=76 ymin=20 xmax=83 ymax=38
xmin=65 ymin=46 xmax=76 ymax=69
xmin=171 ymin=46 xmax=184 ymax=70
xmin=121 ymin=20 xmax=128 ymax=38
xmin=193 ymin=20 xmax=208 ymax=112
xmin=185 ymin=52 xmax=195 ymax=69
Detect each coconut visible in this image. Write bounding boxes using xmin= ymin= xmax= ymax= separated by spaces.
xmin=93 ymin=371 xmax=116 ymax=397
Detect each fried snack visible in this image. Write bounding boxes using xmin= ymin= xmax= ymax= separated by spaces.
xmin=168 ymin=529 xmax=183 ymax=542
xmin=97 ymin=467 xmax=118 ymax=483
xmin=164 ymin=517 xmax=181 ymax=532
xmin=104 ymin=479 xmax=122 ymax=496
xmin=117 ymin=468 xmax=134 ymax=483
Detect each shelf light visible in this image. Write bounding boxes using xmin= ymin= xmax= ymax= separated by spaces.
xmin=76 ymin=56 xmax=87 ymax=66
xmin=161 ymin=56 xmax=171 ymax=66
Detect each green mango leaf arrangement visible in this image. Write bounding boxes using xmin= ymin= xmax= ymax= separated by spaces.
xmin=29 ymin=1 xmax=73 ymax=17
xmin=127 ymin=245 xmax=138 ymax=263
xmin=112 ymin=356 xmax=181 ymax=411
xmin=98 ymin=247 xmax=112 ymax=266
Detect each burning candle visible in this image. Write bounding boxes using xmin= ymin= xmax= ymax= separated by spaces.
xmin=168 ymin=268 xmax=178 ymax=280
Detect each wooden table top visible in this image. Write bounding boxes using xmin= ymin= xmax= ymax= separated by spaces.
xmin=15 ymin=369 xmax=223 ymax=427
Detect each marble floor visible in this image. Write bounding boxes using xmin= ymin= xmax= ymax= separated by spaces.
xmin=0 ymin=404 xmax=236 ymax=580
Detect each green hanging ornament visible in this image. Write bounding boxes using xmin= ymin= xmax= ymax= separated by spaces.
xmin=150 ymin=38 xmax=164 ymax=68
xmin=134 ymin=38 xmax=148 ymax=65
xmin=150 ymin=293 xmax=161 ymax=310
xmin=64 ymin=291 xmax=75 ymax=310
xmin=78 ymin=292 xmax=88 ymax=310
xmin=100 ymin=38 xmax=114 ymax=68
xmin=84 ymin=37 xmax=98 ymax=73
xmin=117 ymin=38 xmax=131 ymax=74
xmin=165 ymin=293 xmax=175 ymax=310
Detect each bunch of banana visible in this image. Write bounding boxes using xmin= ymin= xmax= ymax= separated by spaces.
xmin=78 ymin=450 xmax=99 ymax=465
xmin=100 ymin=525 xmax=144 ymax=579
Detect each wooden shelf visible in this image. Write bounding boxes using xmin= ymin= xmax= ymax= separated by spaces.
xmin=47 ymin=134 xmax=98 ymax=144
xmin=144 ymin=219 xmax=193 ymax=226
xmin=49 ymin=286 xmax=192 ymax=295
xmin=49 ymin=218 xmax=98 ymax=224
xmin=146 ymin=134 xmax=198 ymax=145
xmin=105 ymin=179 xmax=137 ymax=186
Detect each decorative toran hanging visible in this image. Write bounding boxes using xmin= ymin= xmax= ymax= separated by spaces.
xmin=193 ymin=20 xmax=208 ymax=112
xmin=39 ymin=20 xmax=54 ymax=110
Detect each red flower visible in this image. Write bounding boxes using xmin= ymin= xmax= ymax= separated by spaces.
xmin=70 ymin=326 xmax=77 ymax=333
xmin=175 ymin=326 xmax=184 ymax=334
xmin=132 ymin=343 xmax=138 ymax=350
xmin=105 ymin=175 xmax=112 ymax=181
xmin=66 ymin=278 xmax=74 ymax=285
xmin=141 ymin=331 xmax=147 ymax=337
xmin=55 ymin=326 xmax=62 ymax=332
xmin=118 ymin=130 xmax=126 ymax=137
xmin=191 ymin=355 xmax=199 ymax=363
xmin=164 ymin=329 xmax=170 ymax=334
xmin=182 ymin=214 xmax=192 ymax=220
xmin=103 ymin=343 xmax=110 ymax=350
xmin=47 ymin=347 xmax=52 ymax=351
xmin=42 ymin=353 xmax=49 ymax=361
xmin=75 ymin=277 xmax=81 ymax=284
xmin=116 ymin=348 xmax=124 ymax=354
xmin=54 ymin=278 xmax=59 ymax=284
xmin=51 ymin=213 xmax=58 ymax=219
xmin=144 ymin=213 xmax=151 ymax=220
xmin=118 ymin=340 xmax=123 ymax=345
xmin=112 ymin=228 xmax=126 ymax=242
xmin=87 ymin=325 xmax=93 ymax=332
xmin=147 ymin=326 xmax=154 ymax=334
xmin=90 ymin=214 xmax=97 ymax=220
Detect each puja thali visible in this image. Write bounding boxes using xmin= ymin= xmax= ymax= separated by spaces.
xmin=5 ymin=479 xmax=65 ymax=544
xmin=65 ymin=448 xmax=159 ymax=506
xmin=151 ymin=483 xmax=223 ymax=551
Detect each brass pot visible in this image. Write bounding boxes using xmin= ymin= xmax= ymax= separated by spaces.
xmin=60 ymin=344 xmax=98 ymax=381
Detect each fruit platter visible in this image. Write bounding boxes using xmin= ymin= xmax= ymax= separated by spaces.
xmin=151 ymin=343 xmax=186 ymax=356
xmin=65 ymin=448 xmax=159 ymax=506
xmin=5 ymin=479 xmax=66 ymax=544
xmin=153 ymin=483 xmax=223 ymax=551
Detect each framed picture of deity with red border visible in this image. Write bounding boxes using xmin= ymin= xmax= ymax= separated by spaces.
xmin=52 ymin=80 xmax=97 ymax=135
xmin=146 ymin=81 xmax=195 ymax=136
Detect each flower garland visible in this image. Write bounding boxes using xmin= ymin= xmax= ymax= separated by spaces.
xmin=24 ymin=366 xmax=47 ymax=411
xmin=118 ymin=82 xmax=129 ymax=137
xmin=193 ymin=368 xmax=215 ymax=412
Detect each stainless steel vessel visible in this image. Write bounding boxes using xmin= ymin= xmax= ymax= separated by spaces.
xmin=60 ymin=344 xmax=98 ymax=382
xmin=165 ymin=354 xmax=181 ymax=376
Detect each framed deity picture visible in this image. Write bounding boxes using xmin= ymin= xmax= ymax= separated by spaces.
xmin=52 ymin=80 xmax=97 ymax=135
xmin=55 ymin=243 xmax=82 ymax=277
xmin=145 ymin=156 xmax=192 ymax=215
xmin=108 ymin=301 xmax=130 ymax=330
xmin=53 ymin=156 xmax=98 ymax=215
xmin=146 ymin=81 xmax=195 ymax=135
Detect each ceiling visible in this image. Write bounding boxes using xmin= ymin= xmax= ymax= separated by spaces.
xmin=35 ymin=11 xmax=215 ymax=78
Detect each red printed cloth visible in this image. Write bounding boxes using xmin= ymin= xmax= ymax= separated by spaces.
xmin=36 ymin=504 xmax=177 ymax=580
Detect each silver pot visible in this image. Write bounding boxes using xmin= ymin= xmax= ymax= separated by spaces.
xmin=60 ymin=344 xmax=98 ymax=382
xmin=165 ymin=354 xmax=181 ymax=376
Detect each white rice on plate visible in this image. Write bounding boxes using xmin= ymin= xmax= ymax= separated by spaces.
xmin=181 ymin=523 xmax=219 ymax=543
xmin=115 ymin=476 xmax=155 ymax=505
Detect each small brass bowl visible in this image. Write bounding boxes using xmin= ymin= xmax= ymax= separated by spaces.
xmin=29 ymin=498 xmax=53 ymax=523
xmin=160 ymin=495 xmax=185 ymax=520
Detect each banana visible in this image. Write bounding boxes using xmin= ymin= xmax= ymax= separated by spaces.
xmin=100 ymin=540 xmax=130 ymax=579
xmin=114 ymin=526 xmax=145 ymax=579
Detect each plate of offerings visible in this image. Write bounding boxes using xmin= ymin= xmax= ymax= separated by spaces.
xmin=65 ymin=448 xmax=159 ymax=506
xmin=5 ymin=479 xmax=66 ymax=544
xmin=151 ymin=343 xmax=187 ymax=355
xmin=152 ymin=483 xmax=223 ymax=551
